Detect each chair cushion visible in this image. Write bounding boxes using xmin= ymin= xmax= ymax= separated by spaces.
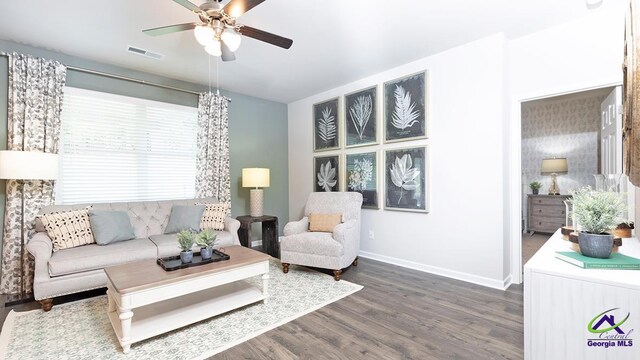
xmin=164 ymin=205 xmax=206 ymax=234
xmin=197 ymin=203 xmax=229 ymax=231
xmin=309 ymin=213 xmax=342 ymax=232
xmin=39 ymin=208 xmax=95 ymax=252
xmin=89 ymin=210 xmax=136 ymax=245
xmin=48 ymin=238 xmax=157 ymax=277
xmin=150 ymin=231 xmax=234 ymax=258
xmin=280 ymin=232 xmax=343 ymax=257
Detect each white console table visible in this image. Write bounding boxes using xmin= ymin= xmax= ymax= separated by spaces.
xmin=524 ymin=230 xmax=640 ymax=360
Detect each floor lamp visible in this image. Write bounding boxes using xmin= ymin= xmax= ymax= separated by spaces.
xmin=0 ymin=151 xmax=59 ymax=298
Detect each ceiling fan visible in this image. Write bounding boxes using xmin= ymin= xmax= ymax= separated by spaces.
xmin=143 ymin=0 xmax=293 ymax=61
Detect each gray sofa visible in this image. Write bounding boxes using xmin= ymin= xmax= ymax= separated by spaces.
xmin=27 ymin=197 xmax=240 ymax=311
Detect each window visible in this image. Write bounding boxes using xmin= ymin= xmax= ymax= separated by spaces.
xmin=57 ymin=87 xmax=198 ymax=204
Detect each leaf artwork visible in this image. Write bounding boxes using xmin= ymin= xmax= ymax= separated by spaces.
xmin=317 ymin=107 xmax=337 ymax=144
xmin=348 ymin=158 xmax=374 ymax=191
xmin=389 ymin=154 xmax=420 ymax=204
xmin=391 ymin=85 xmax=420 ymax=130
xmin=317 ymin=161 xmax=337 ymax=192
xmin=349 ymin=95 xmax=373 ymax=140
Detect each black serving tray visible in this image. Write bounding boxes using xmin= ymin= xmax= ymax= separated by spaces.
xmin=157 ymin=249 xmax=230 ymax=271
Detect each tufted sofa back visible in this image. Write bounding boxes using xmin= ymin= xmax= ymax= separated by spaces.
xmin=35 ymin=197 xmax=220 ymax=239
xmin=304 ymin=192 xmax=363 ymax=222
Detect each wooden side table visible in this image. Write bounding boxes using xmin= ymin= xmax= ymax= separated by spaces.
xmin=236 ymin=215 xmax=279 ymax=258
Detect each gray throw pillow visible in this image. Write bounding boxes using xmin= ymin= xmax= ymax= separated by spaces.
xmin=164 ymin=205 xmax=206 ymax=234
xmin=88 ymin=210 xmax=136 ymax=245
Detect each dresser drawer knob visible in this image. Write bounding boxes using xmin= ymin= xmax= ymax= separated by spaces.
xmin=538 ymin=222 xmax=542 ymax=225
xmin=538 ymin=210 xmax=542 ymax=213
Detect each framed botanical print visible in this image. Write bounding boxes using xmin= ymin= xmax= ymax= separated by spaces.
xmin=384 ymin=146 xmax=429 ymax=212
xmin=314 ymin=155 xmax=340 ymax=192
xmin=346 ymin=151 xmax=378 ymax=208
xmin=344 ymin=86 xmax=378 ymax=148
xmin=313 ymin=97 xmax=340 ymax=151
xmin=383 ymin=71 xmax=428 ymax=143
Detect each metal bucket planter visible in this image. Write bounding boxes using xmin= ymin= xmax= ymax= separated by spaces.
xmin=578 ymin=232 xmax=613 ymax=259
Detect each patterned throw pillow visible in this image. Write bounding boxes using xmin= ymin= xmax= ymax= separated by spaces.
xmin=308 ymin=213 xmax=343 ymax=232
xmin=198 ymin=203 xmax=230 ymax=231
xmin=39 ymin=208 xmax=95 ymax=251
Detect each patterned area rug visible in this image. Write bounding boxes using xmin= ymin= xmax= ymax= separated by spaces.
xmin=0 ymin=260 xmax=362 ymax=360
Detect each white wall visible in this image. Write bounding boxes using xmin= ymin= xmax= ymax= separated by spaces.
xmin=288 ymin=35 xmax=509 ymax=288
xmin=507 ymin=3 xmax=627 ymax=283
xmin=288 ymin=3 xmax=628 ymax=289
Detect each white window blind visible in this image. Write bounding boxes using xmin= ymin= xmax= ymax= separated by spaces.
xmin=57 ymin=87 xmax=198 ymax=204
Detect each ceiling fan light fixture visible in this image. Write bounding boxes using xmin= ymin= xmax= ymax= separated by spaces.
xmin=194 ymin=25 xmax=215 ymax=46
xmin=221 ymin=28 xmax=242 ymax=52
xmin=204 ymin=40 xmax=222 ymax=57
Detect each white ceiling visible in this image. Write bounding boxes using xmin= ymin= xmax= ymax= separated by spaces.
xmin=0 ymin=0 xmax=618 ymax=103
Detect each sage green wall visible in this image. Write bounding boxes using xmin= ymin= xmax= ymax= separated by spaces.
xmin=0 ymin=40 xmax=288 ymax=251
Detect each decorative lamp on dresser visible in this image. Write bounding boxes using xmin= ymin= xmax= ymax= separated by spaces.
xmin=527 ymin=194 xmax=571 ymax=234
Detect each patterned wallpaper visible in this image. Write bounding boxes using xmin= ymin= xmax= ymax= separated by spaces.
xmin=521 ymin=92 xmax=606 ymax=216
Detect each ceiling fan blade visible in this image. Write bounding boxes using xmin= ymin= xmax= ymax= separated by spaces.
xmin=221 ymin=41 xmax=236 ymax=62
xmin=223 ymin=0 xmax=265 ymax=18
xmin=143 ymin=23 xmax=197 ymax=36
xmin=238 ymin=25 xmax=293 ymax=49
xmin=173 ymin=0 xmax=201 ymax=13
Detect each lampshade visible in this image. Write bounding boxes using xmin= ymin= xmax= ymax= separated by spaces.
xmin=541 ymin=158 xmax=568 ymax=175
xmin=221 ymin=28 xmax=242 ymax=52
xmin=194 ymin=25 xmax=215 ymax=46
xmin=0 ymin=151 xmax=59 ymax=180
xmin=242 ymin=168 xmax=270 ymax=188
xmin=205 ymin=40 xmax=222 ymax=57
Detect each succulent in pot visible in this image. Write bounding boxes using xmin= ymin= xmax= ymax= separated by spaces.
xmin=572 ymin=187 xmax=626 ymax=258
xmin=176 ymin=229 xmax=196 ymax=263
xmin=196 ymin=228 xmax=218 ymax=260
xmin=530 ymin=181 xmax=542 ymax=195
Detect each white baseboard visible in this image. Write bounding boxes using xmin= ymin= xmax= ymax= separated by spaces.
xmin=251 ymin=240 xmax=263 ymax=248
xmin=358 ymin=251 xmax=511 ymax=290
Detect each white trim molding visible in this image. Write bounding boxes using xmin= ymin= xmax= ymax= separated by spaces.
xmin=359 ymin=251 xmax=511 ymax=290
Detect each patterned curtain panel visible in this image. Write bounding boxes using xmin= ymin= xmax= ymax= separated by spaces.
xmin=1 ymin=53 xmax=66 ymax=296
xmin=195 ymin=92 xmax=231 ymax=204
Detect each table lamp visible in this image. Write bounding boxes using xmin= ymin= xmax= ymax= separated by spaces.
xmin=242 ymin=168 xmax=270 ymax=217
xmin=0 ymin=150 xmax=59 ymax=296
xmin=541 ymin=158 xmax=568 ymax=195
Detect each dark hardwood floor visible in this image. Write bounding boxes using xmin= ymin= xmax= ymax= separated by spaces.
xmin=0 ymin=258 xmax=524 ymax=360
xmin=215 ymin=258 xmax=524 ymax=360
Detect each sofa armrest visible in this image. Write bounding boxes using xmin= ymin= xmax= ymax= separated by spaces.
xmin=224 ymin=216 xmax=241 ymax=245
xmin=284 ymin=217 xmax=309 ymax=236
xmin=26 ymin=232 xmax=53 ymax=262
xmin=332 ymin=219 xmax=357 ymax=244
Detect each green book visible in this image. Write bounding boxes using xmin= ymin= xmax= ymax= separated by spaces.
xmin=555 ymin=251 xmax=640 ymax=269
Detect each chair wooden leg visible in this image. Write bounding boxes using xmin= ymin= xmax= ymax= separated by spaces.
xmin=352 ymin=257 xmax=359 ymax=267
xmin=40 ymin=298 xmax=53 ymax=312
xmin=282 ymin=263 xmax=289 ymax=274
xmin=333 ymin=269 xmax=342 ymax=281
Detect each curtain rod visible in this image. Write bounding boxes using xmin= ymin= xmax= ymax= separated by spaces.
xmin=1 ymin=52 xmax=230 ymax=101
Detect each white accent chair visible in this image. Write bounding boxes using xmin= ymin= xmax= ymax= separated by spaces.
xmin=280 ymin=192 xmax=363 ymax=280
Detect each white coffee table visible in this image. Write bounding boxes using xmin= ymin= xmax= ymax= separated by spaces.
xmin=104 ymin=245 xmax=270 ymax=353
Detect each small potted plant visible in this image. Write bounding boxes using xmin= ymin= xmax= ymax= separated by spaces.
xmin=614 ymin=221 xmax=635 ymax=238
xmin=572 ymin=187 xmax=626 ymax=258
xmin=529 ymin=181 xmax=542 ymax=195
xmin=196 ymin=229 xmax=217 ymax=260
xmin=177 ymin=229 xmax=196 ymax=263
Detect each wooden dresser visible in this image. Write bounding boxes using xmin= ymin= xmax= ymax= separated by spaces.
xmin=527 ymin=194 xmax=571 ymax=234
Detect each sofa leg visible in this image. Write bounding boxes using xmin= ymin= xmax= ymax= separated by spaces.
xmin=282 ymin=263 xmax=289 ymax=274
xmin=352 ymin=257 xmax=359 ymax=267
xmin=40 ymin=298 xmax=53 ymax=312
xmin=333 ymin=270 xmax=342 ymax=281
